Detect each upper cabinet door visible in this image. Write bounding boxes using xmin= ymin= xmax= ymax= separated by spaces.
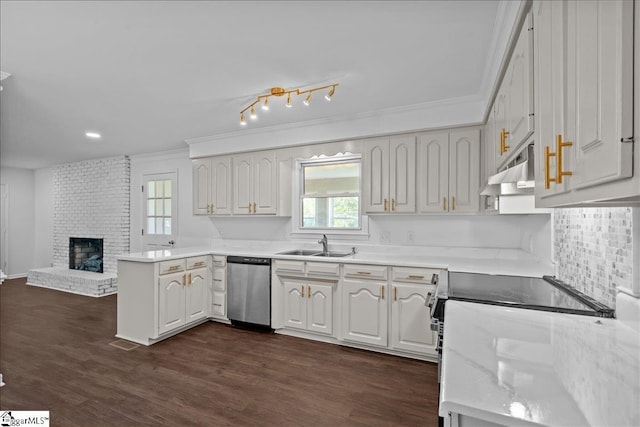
xmin=449 ymin=129 xmax=480 ymax=213
xmin=363 ymin=138 xmax=390 ymax=213
xmin=192 ymin=159 xmax=211 ymax=215
xmin=566 ymin=0 xmax=633 ymax=191
xmin=418 ymin=132 xmax=449 ymax=213
xmin=389 ymin=136 xmax=416 ymax=213
xmin=253 ymin=151 xmax=277 ymax=214
xmin=233 ymin=154 xmax=253 ymax=214
xmin=505 ymin=13 xmax=534 ymax=156
xmin=211 ymin=156 xmax=232 ymax=215
xmin=493 ymin=87 xmax=509 ymax=166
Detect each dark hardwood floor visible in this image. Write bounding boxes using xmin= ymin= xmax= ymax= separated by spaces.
xmin=1 ymin=278 xmax=439 ymax=426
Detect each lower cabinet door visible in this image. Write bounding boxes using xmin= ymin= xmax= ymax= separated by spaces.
xmin=307 ymin=283 xmax=333 ymax=335
xmin=186 ymin=267 xmax=208 ymax=323
xmin=341 ymin=279 xmax=388 ymax=347
xmin=390 ymin=283 xmax=437 ymax=355
xmin=158 ymin=273 xmax=186 ymax=335
xmin=283 ymin=279 xmax=307 ymax=330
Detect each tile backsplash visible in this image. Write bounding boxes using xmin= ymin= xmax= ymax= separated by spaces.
xmin=554 ymin=207 xmax=634 ymax=309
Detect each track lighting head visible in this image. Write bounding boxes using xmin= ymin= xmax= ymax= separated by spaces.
xmin=325 ymin=86 xmax=336 ymax=101
xmin=262 ymin=98 xmax=270 ymax=111
xmin=286 ymin=93 xmax=292 ymax=108
xmin=250 ymin=106 xmax=257 ymax=120
xmin=303 ymin=93 xmax=312 ymax=106
xmin=240 ymin=113 xmax=247 ymax=126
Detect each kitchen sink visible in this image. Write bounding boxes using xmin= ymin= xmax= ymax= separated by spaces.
xmin=276 ymin=249 xmax=323 ymax=256
xmin=276 ymin=249 xmax=353 ymax=257
xmin=312 ymin=251 xmax=352 ymax=257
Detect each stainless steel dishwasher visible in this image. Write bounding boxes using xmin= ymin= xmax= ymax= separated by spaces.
xmin=227 ymin=256 xmax=271 ymax=329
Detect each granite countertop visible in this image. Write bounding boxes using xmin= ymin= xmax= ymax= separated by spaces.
xmin=117 ymin=244 xmax=554 ymax=277
xmin=440 ymin=300 xmax=640 ymax=427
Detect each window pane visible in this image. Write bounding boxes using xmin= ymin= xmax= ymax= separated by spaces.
xmin=148 ymin=182 xmax=156 ymax=198
xmin=303 ymin=162 xmax=359 ymax=195
xmin=164 ymin=199 xmax=171 ymax=216
xmin=156 ymin=218 xmax=164 ymax=235
xmin=155 ymin=199 xmax=163 ymax=217
xmin=302 ymin=196 xmax=359 ymax=229
xmin=164 ymin=180 xmax=172 ymax=198
xmin=164 ymin=218 xmax=172 ymax=235
xmin=155 ymin=181 xmax=164 ymax=198
xmin=147 ymin=218 xmax=155 ymax=234
xmin=148 ymin=200 xmax=155 ymax=216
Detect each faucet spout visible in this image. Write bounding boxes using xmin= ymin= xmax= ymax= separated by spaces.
xmin=318 ymin=234 xmax=328 ymax=254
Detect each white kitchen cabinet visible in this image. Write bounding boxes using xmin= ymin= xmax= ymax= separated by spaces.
xmin=498 ymin=13 xmax=534 ymax=168
xmin=534 ymin=0 xmax=636 ymax=207
xmin=283 ymin=279 xmax=333 ymax=335
xmin=158 ymin=271 xmax=186 ymax=335
xmin=364 ymin=135 xmax=416 ymax=213
xmin=210 ymin=255 xmax=227 ymax=319
xmin=233 ymin=151 xmax=277 ymax=215
xmin=390 ymin=282 xmax=437 ymax=355
xmin=117 ymin=255 xmax=211 ymax=345
xmin=341 ymin=278 xmax=388 ymax=347
xmin=192 ymin=156 xmax=232 ymax=215
xmin=418 ymin=129 xmax=480 ymax=213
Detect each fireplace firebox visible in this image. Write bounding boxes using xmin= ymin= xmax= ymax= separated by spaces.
xmin=69 ymin=237 xmax=104 ymax=273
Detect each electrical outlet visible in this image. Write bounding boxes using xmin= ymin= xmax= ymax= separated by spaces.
xmin=407 ymin=231 xmax=415 ymax=243
xmin=381 ymin=231 xmax=391 ymax=243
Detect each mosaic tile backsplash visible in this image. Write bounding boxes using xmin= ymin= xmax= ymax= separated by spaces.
xmin=554 ymin=207 xmax=634 ymax=309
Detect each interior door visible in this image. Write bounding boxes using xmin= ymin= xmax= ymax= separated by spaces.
xmin=142 ymin=172 xmax=177 ymax=251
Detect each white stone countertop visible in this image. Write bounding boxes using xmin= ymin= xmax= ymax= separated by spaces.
xmin=440 ymin=300 xmax=640 ymax=427
xmin=117 ymin=243 xmax=554 ymax=277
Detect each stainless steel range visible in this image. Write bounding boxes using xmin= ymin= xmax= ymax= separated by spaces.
xmin=427 ymin=272 xmax=615 ymax=426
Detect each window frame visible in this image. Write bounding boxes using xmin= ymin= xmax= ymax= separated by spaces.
xmin=291 ymin=154 xmax=369 ymax=239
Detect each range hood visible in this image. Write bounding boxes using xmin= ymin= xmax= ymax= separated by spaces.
xmin=481 ymin=144 xmax=550 ymax=214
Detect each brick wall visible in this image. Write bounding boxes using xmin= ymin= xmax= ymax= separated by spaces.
xmin=52 ymin=156 xmax=130 ymax=274
xmin=554 ymin=207 xmax=634 ymax=308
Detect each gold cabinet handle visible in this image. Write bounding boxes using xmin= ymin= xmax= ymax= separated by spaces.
xmin=168 ymin=265 xmax=181 ymax=271
xmin=544 ymin=145 xmax=557 ymax=189
xmin=182 ymin=274 xmax=186 ymax=286
xmin=188 ymin=273 xmax=192 ymax=285
xmin=443 ymin=197 xmax=447 ymax=211
xmin=452 ymin=196 xmax=456 ymax=211
xmin=308 ymin=286 xmax=311 ymax=299
xmin=556 ymin=134 xmax=573 ymax=184
xmin=391 ymin=198 xmax=395 ymax=211
xmin=252 ymin=202 xmax=257 ymax=213
xmin=300 ymin=285 xmax=304 ymax=297
xmin=248 ymin=204 xmax=252 ymax=214
xmin=211 ymin=204 xmax=215 ymax=214
xmin=393 ymin=287 xmax=397 ymax=302
xmin=356 ymin=271 xmax=371 ymax=275
xmin=193 ymin=261 xmax=205 ymax=268
xmin=408 ymin=275 xmax=425 ymax=279
xmin=381 ymin=286 xmax=385 ymax=300
xmin=384 ymin=198 xmax=388 ymax=211
xmin=500 ymin=128 xmax=511 ymax=155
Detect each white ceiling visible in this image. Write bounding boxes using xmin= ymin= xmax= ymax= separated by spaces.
xmin=0 ymin=1 xmax=516 ymax=169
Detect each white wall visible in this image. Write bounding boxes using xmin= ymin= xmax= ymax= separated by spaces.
xmin=0 ymin=167 xmax=35 ymax=277
xmin=34 ymin=167 xmax=54 ymax=268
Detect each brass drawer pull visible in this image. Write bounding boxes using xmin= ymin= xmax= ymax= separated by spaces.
xmin=308 ymin=286 xmax=311 ymax=299
xmin=556 ymin=134 xmax=573 ymax=184
xmin=357 ymin=271 xmax=371 ymax=275
xmin=408 ymin=275 xmax=425 ymax=280
xmin=452 ymin=197 xmax=456 ymax=211
xmin=188 ymin=273 xmax=192 ymax=285
xmin=394 ymin=287 xmax=397 ymax=302
xmin=391 ymin=198 xmax=395 ymax=211
xmin=192 ymin=261 xmax=205 ymax=267
xmin=182 ymin=274 xmax=186 ymax=286
xmin=384 ymin=198 xmax=388 ymax=211
xmin=381 ymin=286 xmax=385 ymax=300
xmin=168 ymin=265 xmax=181 ymax=271
xmin=544 ymin=145 xmax=557 ymax=189
xmin=443 ymin=197 xmax=447 ymax=211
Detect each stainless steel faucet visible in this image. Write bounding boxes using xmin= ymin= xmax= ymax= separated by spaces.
xmin=318 ymin=234 xmax=328 ymax=254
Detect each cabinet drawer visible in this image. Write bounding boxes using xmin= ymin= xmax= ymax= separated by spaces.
xmin=343 ymin=264 xmax=388 ymax=280
xmin=212 ymin=255 xmax=226 ymax=267
xmin=274 ymin=260 xmax=305 ymax=274
xmin=306 ymin=262 xmax=340 ymax=277
xmin=212 ymin=267 xmax=226 ymax=291
xmin=159 ymin=259 xmax=185 ymax=275
xmin=392 ymin=267 xmax=441 ymax=284
xmin=187 ymin=256 xmax=210 ymax=270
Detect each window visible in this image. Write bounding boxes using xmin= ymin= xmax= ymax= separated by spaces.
xmin=300 ymin=158 xmax=361 ymax=230
xmin=146 ymin=179 xmax=173 ymax=235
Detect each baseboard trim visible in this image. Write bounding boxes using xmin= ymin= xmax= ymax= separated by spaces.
xmin=8 ymin=273 xmax=28 ymax=279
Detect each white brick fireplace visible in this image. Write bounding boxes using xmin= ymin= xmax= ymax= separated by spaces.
xmin=28 ymin=156 xmax=131 ymax=296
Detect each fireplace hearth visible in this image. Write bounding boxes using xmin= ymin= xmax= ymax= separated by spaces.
xmin=69 ymin=238 xmax=104 ymax=273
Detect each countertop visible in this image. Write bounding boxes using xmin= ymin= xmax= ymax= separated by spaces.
xmin=440 ymin=300 xmax=640 ymax=427
xmin=117 ymin=244 xmax=554 ymax=277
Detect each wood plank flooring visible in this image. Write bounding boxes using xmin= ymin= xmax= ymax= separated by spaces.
xmin=1 ymin=278 xmax=439 ymax=426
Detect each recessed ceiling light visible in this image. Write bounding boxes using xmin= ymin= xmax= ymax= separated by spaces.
xmin=85 ymin=132 xmax=101 ymax=139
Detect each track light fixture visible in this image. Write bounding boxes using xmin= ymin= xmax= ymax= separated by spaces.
xmin=239 ymin=83 xmax=339 ymax=126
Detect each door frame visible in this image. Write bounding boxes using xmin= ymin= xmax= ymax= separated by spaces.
xmin=141 ymin=171 xmax=178 ymax=251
